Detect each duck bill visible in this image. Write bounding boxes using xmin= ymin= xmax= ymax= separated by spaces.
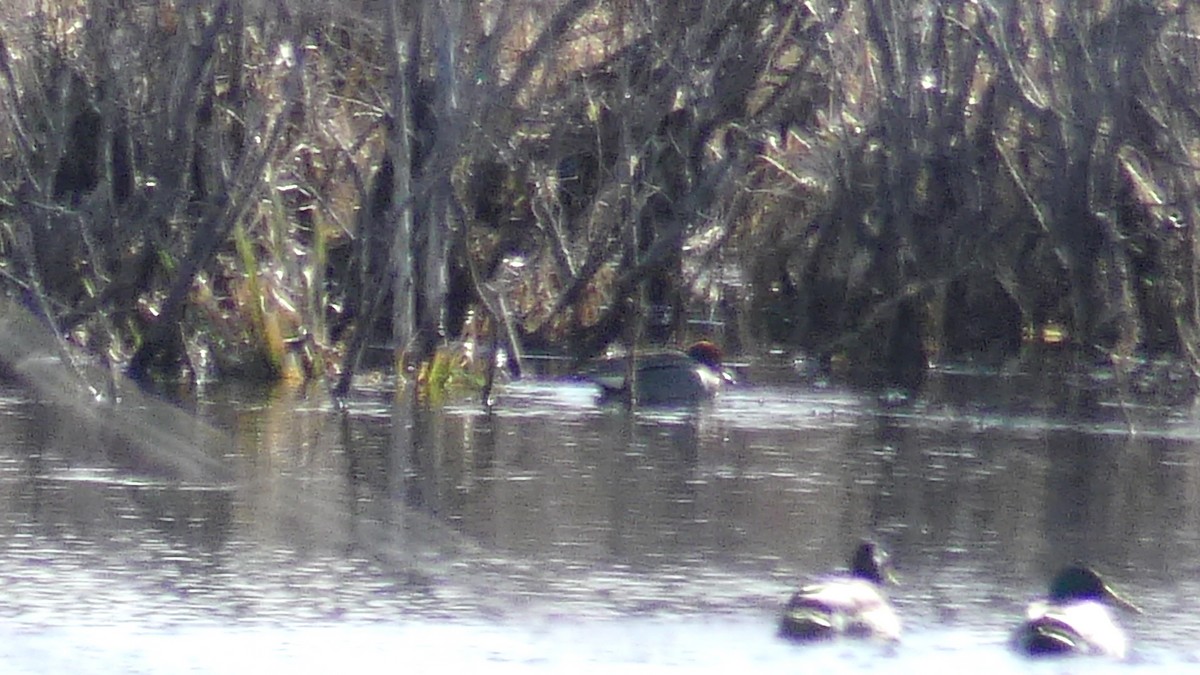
xmin=1105 ymin=586 xmax=1142 ymax=614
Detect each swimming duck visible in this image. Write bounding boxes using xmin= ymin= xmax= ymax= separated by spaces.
xmin=1012 ymin=565 xmax=1141 ymax=659
xmin=582 ymin=341 xmax=733 ymax=405
xmin=778 ymin=541 xmax=901 ymax=642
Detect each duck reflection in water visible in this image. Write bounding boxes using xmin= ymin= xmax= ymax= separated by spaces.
xmin=778 ymin=540 xmax=901 ymax=643
xmin=1013 ymin=565 xmax=1141 ymax=659
xmin=580 ymin=341 xmax=734 ymax=406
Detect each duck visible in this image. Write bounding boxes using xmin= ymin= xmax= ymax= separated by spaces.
xmin=1012 ymin=565 xmax=1141 ymax=659
xmin=778 ymin=540 xmax=901 ymax=642
xmin=581 ymin=340 xmax=733 ymax=405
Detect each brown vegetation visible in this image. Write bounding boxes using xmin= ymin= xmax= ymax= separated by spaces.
xmin=0 ymin=0 xmax=1197 ymax=396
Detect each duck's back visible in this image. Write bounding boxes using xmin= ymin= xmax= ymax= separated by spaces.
xmin=585 ymin=350 xmax=717 ymax=404
xmin=1015 ymin=601 xmax=1127 ymax=659
xmin=780 ymin=577 xmax=900 ymax=642
xmin=633 ymin=356 xmax=716 ymax=404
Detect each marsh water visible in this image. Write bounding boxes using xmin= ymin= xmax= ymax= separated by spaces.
xmin=3 ymin=356 xmax=1200 ymax=673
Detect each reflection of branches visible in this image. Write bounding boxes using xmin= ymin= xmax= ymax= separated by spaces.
xmin=1 ymin=297 xmax=234 ymax=486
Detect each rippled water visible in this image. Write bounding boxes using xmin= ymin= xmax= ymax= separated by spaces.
xmin=2 ymin=359 xmax=1200 ymax=672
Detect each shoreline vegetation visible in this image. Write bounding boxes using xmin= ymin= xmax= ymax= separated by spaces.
xmin=0 ymin=1 xmax=1197 ymax=404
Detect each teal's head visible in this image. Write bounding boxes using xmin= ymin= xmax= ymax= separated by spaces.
xmin=1047 ymin=565 xmax=1141 ymax=613
xmin=850 ymin=541 xmax=896 ymax=585
xmin=685 ymin=341 xmax=724 ymax=370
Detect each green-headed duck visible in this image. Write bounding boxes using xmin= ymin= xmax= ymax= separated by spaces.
xmin=1013 ymin=565 xmax=1141 ymax=659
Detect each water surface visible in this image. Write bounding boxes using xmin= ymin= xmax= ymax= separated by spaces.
xmin=1 ymin=362 xmax=1199 ymax=672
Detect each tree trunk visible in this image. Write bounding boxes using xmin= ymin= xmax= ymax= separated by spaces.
xmin=387 ymin=2 xmax=415 ymax=369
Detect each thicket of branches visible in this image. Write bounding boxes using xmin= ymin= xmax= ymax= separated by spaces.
xmin=0 ymin=0 xmax=1197 ymax=394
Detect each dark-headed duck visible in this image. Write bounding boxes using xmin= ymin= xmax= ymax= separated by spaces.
xmin=779 ymin=541 xmax=901 ymax=642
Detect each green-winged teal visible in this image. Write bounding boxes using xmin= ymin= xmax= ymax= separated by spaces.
xmin=779 ymin=541 xmax=901 ymax=642
xmin=1012 ymin=565 xmax=1141 ymax=659
xmin=582 ymin=341 xmax=733 ymax=405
